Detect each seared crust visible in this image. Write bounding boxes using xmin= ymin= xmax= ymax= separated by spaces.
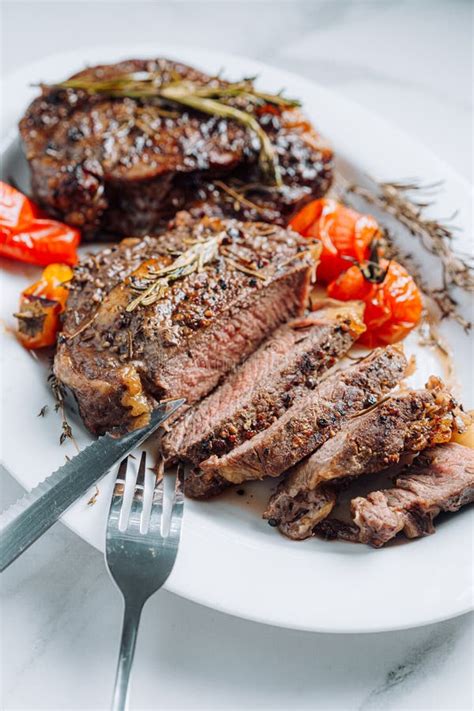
xmin=166 ymin=302 xmax=365 ymax=499
xmin=266 ymin=377 xmax=465 ymax=540
xmin=54 ymin=216 xmax=315 ymax=434
xmin=200 ymin=345 xmax=408 ymax=484
xmin=351 ymin=442 xmax=474 ymax=547
xmin=20 ymin=58 xmax=333 ymax=239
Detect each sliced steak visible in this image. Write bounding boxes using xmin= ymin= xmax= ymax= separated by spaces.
xmin=163 ymin=299 xmax=363 ymax=455
xmin=166 ymin=300 xmax=365 ymax=499
xmin=351 ymin=443 xmax=474 ymax=547
xmin=265 ymin=377 xmax=465 ymax=540
xmin=54 ymin=216 xmax=315 ymax=434
xmin=20 ymin=58 xmax=333 ymax=240
xmin=199 ymin=345 xmax=408 ymax=485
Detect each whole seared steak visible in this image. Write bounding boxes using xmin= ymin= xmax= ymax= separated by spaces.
xmin=54 ymin=215 xmax=316 ymax=434
xmin=19 ymin=58 xmax=333 ymax=240
xmin=264 ymin=377 xmax=465 ymax=539
xmin=163 ymin=300 xmax=365 ymax=498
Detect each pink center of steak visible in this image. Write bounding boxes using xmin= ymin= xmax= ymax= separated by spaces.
xmin=266 ymin=378 xmax=465 ymax=540
xmin=163 ymin=302 xmax=365 ymax=468
xmin=199 ymin=345 xmax=408 ymax=484
xmin=54 ymin=217 xmax=316 ymax=435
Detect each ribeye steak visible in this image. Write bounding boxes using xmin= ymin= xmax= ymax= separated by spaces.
xmin=54 ymin=216 xmax=315 ymax=434
xmin=20 ymin=58 xmax=333 ymax=240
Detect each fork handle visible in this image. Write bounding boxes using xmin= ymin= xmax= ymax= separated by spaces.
xmin=112 ymin=601 xmax=144 ymax=711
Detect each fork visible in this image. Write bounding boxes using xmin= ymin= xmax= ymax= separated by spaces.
xmin=105 ymin=452 xmax=184 ymax=711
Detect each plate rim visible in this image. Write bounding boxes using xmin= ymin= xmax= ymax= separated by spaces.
xmin=1 ymin=43 xmax=473 ymax=634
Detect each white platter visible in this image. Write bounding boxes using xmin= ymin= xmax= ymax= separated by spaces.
xmin=1 ymin=45 xmax=473 ymax=633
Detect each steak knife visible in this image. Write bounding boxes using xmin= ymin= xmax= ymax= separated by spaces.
xmin=0 ymin=399 xmax=185 ymax=572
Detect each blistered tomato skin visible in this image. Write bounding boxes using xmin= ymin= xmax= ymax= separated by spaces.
xmin=289 ymin=198 xmax=380 ymax=284
xmin=327 ymin=260 xmax=423 ymax=347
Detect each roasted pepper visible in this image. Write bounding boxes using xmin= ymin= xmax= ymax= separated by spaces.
xmin=15 ymin=263 xmax=73 ymax=349
xmin=0 ymin=182 xmax=80 ymax=266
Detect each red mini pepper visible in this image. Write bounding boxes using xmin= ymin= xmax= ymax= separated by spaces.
xmin=15 ymin=263 xmax=74 ymax=349
xmin=0 ymin=181 xmax=80 ymax=266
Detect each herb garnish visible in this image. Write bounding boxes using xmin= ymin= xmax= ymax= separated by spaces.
xmin=126 ymin=235 xmax=223 ymax=311
xmin=46 ymin=74 xmax=300 ymax=186
xmin=348 ymin=180 xmax=474 ymax=295
xmin=214 ymin=180 xmax=279 ymax=221
xmin=87 ymin=485 xmax=100 ymax=507
xmin=336 ymin=175 xmax=473 ymax=331
xmin=126 ymin=228 xmax=285 ymax=311
xmin=48 ymin=372 xmax=78 ymax=449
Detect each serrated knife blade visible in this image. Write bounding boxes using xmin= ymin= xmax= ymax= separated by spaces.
xmin=0 ymin=399 xmax=185 ymax=572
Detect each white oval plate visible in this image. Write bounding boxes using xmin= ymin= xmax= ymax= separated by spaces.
xmin=1 ymin=45 xmax=473 ymax=633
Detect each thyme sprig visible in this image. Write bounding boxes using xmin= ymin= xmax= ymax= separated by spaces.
xmin=47 ymin=73 xmax=300 ymax=186
xmin=337 ymin=175 xmax=473 ymax=331
xmin=126 ymin=228 xmax=283 ymax=311
xmin=126 ymin=234 xmax=223 ymax=311
xmin=213 ymin=180 xmax=280 ymax=221
xmin=347 ymin=180 xmax=474 ymax=294
xmin=48 ymin=373 xmax=78 ymax=449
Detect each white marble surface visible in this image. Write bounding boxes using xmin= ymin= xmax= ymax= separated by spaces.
xmin=0 ymin=1 xmax=473 ymax=709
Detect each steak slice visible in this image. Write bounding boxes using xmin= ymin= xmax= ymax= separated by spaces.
xmin=163 ymin=300 xmax=365 ymax=499
xmin=20 ymin=58 xmax=333 ymax=240
xmin=199 ymin=345 xmax=408 ymax=484
xmin=264 ymin=377 xmax=465 ymax=540
xmin=351 ymin=443 xmax=474 ymax=547
xmin=54 ymin=216 xmax=315 ymax=434
xmin=163 ymin=299 xmax=364 ymax=459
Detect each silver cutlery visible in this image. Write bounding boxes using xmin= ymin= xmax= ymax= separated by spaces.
xmin=0 ymin=399 xmax=185 ymax=572
xmin=106 ymin=452 xmax=184 ymax=711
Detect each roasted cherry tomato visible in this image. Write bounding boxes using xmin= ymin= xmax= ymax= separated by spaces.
xmin=327 ymin=259 xmax=423 ymax=347
xmin=0 ymin=181 xmax=80 ymax=266
xmin=290 ymin=198 xmax=380 ymax=284
xmin=15 ymin=264 xmax=73 ymax=349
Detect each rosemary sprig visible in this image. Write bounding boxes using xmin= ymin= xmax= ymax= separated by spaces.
xmin=47 ymin=73 xmax=300 ymax=186
xmin=126 ymin=235 xmax=222 ymax=311
xmin=160 ymin=85 xmax=281 ymax=185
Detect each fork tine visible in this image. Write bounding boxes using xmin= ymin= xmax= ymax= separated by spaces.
xmin=134 ymin=451 xmax=147 ymax=497
xmin=114 ymin=458 xmax=128 ymax=494
xmin=172 ymin=462 xmax=185 ymax=510
xmin=107 ymin=458 xmax=128 ymax=531
xmin=148 ymin=466 xmax=166 ymax=535
xmin=125 ymin=451 xmax=146 ymax=533
xmin=169 ymin=463 xmax=185 ymax=539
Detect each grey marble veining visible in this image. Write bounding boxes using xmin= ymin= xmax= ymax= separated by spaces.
xmin=1 ymin=1 xmax=473 ymax=709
